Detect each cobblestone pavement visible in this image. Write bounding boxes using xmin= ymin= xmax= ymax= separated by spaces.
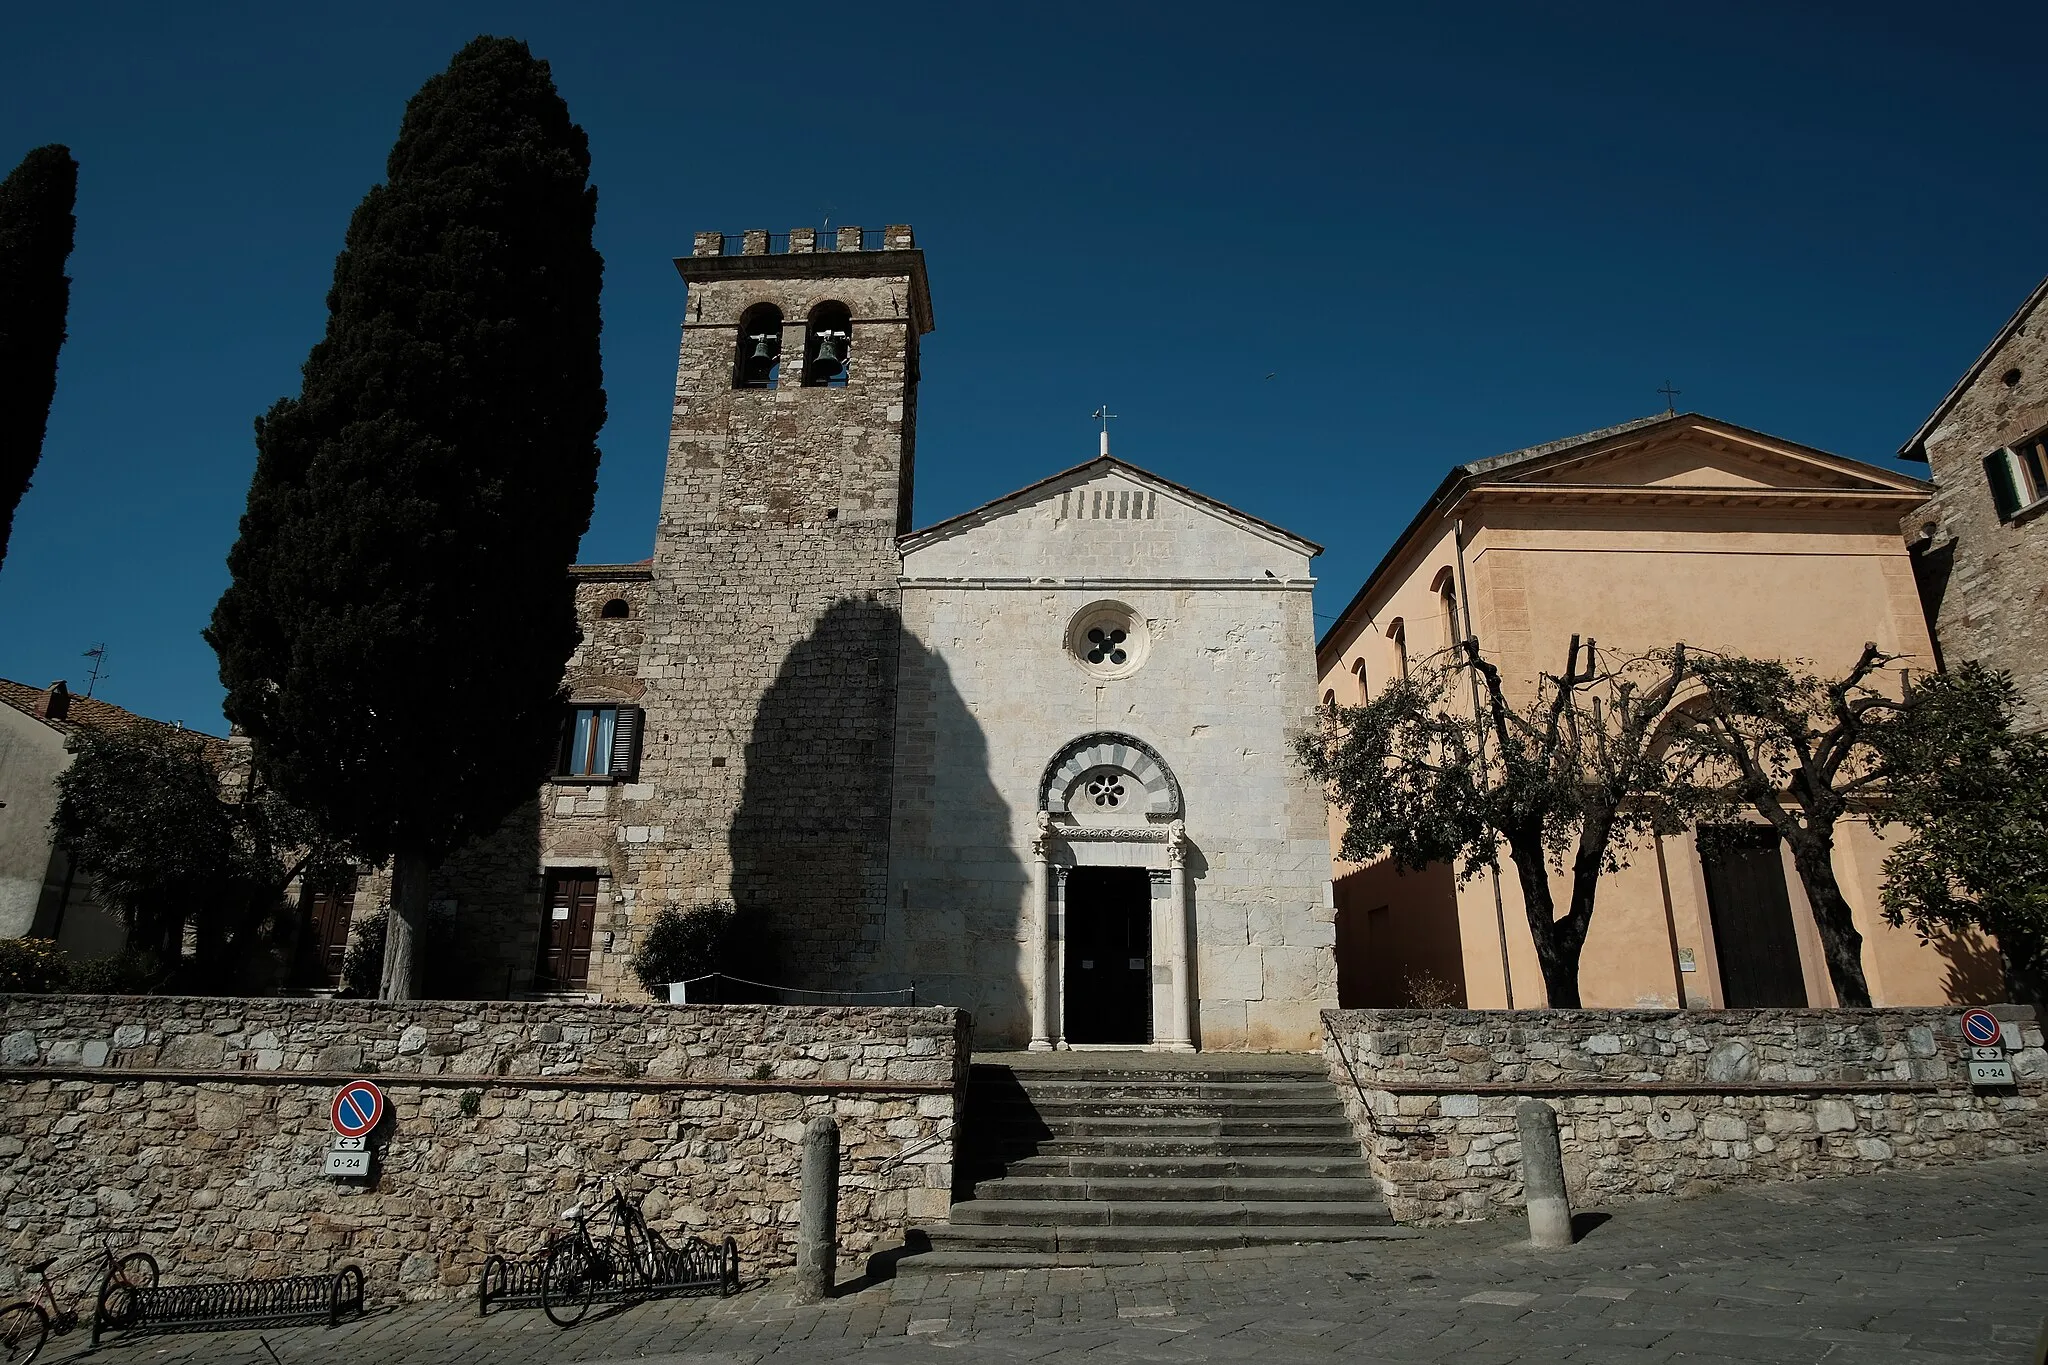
xmin=42 ymin=1154 xmax=2048 ymax=1364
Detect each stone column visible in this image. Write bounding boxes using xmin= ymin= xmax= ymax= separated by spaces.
xmin=1053 ymin=867 xmax=1070 ymax=1049
xmin=1028 ymin=814 xmax=1054 ymax=1051
xmin=796 ymin=1116 xmax=840 ymax=1301
xmin=1163 ymin=821 xmax=1194 ymax=1050
xmin=1517 ymin=1099 xmax=1574 ymax=1248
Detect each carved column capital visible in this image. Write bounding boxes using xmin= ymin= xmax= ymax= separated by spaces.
xmin=1167 ymin=819 xmax=1188 ymax=868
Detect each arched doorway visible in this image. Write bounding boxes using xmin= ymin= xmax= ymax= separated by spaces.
xmin=1029 ymin=733 xmax=1194 ymax=1051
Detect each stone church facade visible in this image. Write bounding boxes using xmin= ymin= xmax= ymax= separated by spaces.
xmin=401 ymin=226 xmax=1336 ymax=1051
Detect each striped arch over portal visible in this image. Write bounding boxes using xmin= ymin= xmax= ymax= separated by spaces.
xmin=1038 ymin=732 xmax=1183 ymax=817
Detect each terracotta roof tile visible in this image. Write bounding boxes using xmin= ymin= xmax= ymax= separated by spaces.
xmin=0 ymin=679 xmax=227 ymax=761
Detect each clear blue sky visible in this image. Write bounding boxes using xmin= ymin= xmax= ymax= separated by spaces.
xmin=2 ymin=2 xmax=2043 ymax=731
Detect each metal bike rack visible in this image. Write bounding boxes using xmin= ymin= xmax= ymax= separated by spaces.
xmin=94 ymin=1265 xmax=365 ymax=1345
xmin=476 ymin=1235 xmax=739 ymax=1316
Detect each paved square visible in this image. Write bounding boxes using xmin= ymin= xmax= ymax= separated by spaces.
xmin=37 ymin=1154 xmax=2048 ymax=1364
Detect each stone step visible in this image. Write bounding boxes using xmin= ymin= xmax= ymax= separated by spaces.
xmin=972 ymin=1175 xmax=1382 ymax=1202
xmin=972 ymin=1064 xmax=1327 ymax=1085
xmin=909 ymin=1223 xmax=1419 ymax=1256
xmin=990 ymin=1114 xmax=1355 ymax=1139
xmin=1020 ymin=1134 xmax=1365 ymax=1158
xmin=974 ymin=1097 xmax=1344 ymax=1120
xmin=1003 ymin=1153 xmax=1375 ymax=1180
xmin=974 ymin=1079 xmax=1339 ymax=1103
xmin=949 ymin=1198 xmax=1392 ymax=1228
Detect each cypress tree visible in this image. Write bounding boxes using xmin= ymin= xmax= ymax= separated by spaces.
xmin=0 ymin=144 xmax=78 ymax=570
xmin=207 ymin=37 xmax=605 ymax=999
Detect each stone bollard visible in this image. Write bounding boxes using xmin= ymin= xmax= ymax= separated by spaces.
xmin=1516 ymin=1099 xmax=1574 ymax=1249
xmin=795 ymin=1116 xmax=840 ymax=1302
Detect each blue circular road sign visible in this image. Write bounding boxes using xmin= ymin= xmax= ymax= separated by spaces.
xmin=1961 ymin=1009 xmax=2001 ymax=1047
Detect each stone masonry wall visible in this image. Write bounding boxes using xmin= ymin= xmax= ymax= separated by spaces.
xmin=603 ymin=230 xmax=931 ymax=993
xmin=1907 ymin=285 xmax=2048 ymax=731
xmin=1323 ymin=1007 xmax=2048 ymax=1224
xmin=0 ymin=997 xmax=964 ymax=1301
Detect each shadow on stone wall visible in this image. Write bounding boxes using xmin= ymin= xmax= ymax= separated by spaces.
xmin=879 ymin=629 xmax=1024 ymax=1038
xmin=429 ymin=800 xmax=543 ymax=998
xmin=729 ymin=598 xmax=1026 ymax=1034
xmin=731 ymin=596 xmax=906 ymax=993
xmin=1931 ymin=927 xmax=2008 ymax=1005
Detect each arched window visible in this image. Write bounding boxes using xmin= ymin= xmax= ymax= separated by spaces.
xmin=599 ymin=598 xmax=630 ymax=619
xmin=1322 ymin=689 xmax=1337 ymax=709
xmin=734 ymin=303 xmax=783 ymax=389
xmin=1350 ymin=657 xmax=1368 ymax=701
xmin=1427 ymin=566 xmax=1460 ymax=654
xmin=802 ymin=301 xmax=852 ymax=388
xmin=1388 ymin=618 xmax=1408 ymax=681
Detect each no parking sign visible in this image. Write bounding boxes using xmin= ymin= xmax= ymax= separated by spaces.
xmin=331 ymin=1080 xmax=386 ymax=1139
xmin=1961 ymin=1009 xmax=2002 ymax=1048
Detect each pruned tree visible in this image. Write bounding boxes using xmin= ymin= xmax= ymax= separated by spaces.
xmin=51 ymin=727 xmax=350 ymax=991
xmin=1876 ymin=663 xmax=2048 ymax=1006
xmin=206 ymin=38 xmax=605 ymax=999
xmin=1666 ymin=644 xmax=1911 ymax=1007
xmin=1297 ymin=635 xmax=1690 ymax=1007
xmin=0 ymin=143 xmax=78 ymax=569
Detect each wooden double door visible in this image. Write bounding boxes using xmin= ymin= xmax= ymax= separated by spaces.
xmin=295 ymin=877 xmax=358 ymax=989
xmin=1063 ymin=867 xmax=1153 ymax=1044
xmin=1699 ymin=826 xmax=1809 ymax=1008
xmin=535 ymin=872 xmax=599 ymax=991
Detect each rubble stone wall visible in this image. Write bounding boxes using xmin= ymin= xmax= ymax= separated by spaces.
xmin=0 ymin=997 xmax=965 ymax=1301
xmin=1323 ymin=1006 xmax=2048 ymax=1223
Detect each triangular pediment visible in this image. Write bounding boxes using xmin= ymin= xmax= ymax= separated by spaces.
xmin=899 ymin=457 xmax=1318 ymax=583
xmin=1482 ymin=417 xmax=1925 ymax=495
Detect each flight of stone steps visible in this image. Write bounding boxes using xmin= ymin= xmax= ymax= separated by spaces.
xmin=900 ymin=1053 xmax=1414 ymax=1271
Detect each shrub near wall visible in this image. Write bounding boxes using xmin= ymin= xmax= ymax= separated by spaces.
xmin=0 ymin=997 xmax=965 ymax=1299
xmin=1323 ymin=1007 xmax=2048 ymax=1224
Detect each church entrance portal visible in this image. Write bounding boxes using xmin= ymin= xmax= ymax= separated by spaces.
xmin=1062 ymin=867 xmax=1153 ymax=1044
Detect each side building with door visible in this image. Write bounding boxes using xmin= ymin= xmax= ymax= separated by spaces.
xmin=0 ymin=679 xmax=226 ymax=964
xmin=1314 ymin=412 xmax=1995 ymax=1010
xmin=1898 ymin=274 xmax=2048 ymax=732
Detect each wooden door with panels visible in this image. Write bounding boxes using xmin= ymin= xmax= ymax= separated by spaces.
xmin=295 ymin=876 xmax=358 ymax=989
xmin=536 ymin=871 xmax=600 ymax=991
xmin=1699 ymin=825 xmax=1809 ymax=1008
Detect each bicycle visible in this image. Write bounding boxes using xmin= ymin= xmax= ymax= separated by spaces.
xmin=540 ymin=1178 xmax=652 ymax=1328
xmin=0 ymin=1240 xmax=158 ymax=1364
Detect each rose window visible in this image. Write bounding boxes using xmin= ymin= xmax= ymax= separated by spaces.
xmin=1065 ymin=601 xmax=1149 ymax=679
xmin=1085 ymin=627 xmax=1128 ymax=665
xmin=1086 ymin=775 xmax=1127 ymax=808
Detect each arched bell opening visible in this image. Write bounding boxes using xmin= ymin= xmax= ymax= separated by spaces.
xmin=733 ymin=303 xmax=783 ymax=389
xmin=802 ymin=300 xmax=852 ymax=388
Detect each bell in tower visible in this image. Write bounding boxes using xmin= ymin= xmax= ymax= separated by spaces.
xmin=734 ymin=303 xmax=783 ymax=388
xmin=803 ymin=300 xmax=853 ymax=387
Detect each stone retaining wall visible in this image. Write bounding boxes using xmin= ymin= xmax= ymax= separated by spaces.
xmin=0 ymin=996 xmax=966 ymax=1300
xmin=1323 ymin=1006 xmax=2048 ymax=1224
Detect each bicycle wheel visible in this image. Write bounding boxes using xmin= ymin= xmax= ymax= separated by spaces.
xmin=113 ymin=1252 xmax=158 ymax=1291
xmin=0 ymin=1301 xmax=48 ymax=1365
xmin=97 ymin=1251 xmax=159 ymax=1329
xmin=541 ymin=1236 xmax=597 ymax=1328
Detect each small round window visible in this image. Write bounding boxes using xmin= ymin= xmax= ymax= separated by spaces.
xmin=1065 ymin=601 xmax=1149 ymax=679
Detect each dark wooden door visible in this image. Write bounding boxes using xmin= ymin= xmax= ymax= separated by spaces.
xmin=296 ymin=877 xmax=357 ymax=989
xmin=537 ymin=873 xmax=599 ymax=990
xmin=1062 ymin=867 xmax=1153 ymax=1044
xmin=1700 ymin=826 xmax=1809 ymax=1008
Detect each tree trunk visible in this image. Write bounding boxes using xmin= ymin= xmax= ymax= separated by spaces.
xmin=1999 ymin=941 xmax=2048 ymax=1010
xmin=380 ymin=850 xmax=429 ymax=1002
xmin=1784 ymin=831 xmax=1871 ymax=1007
xmin=1507 ymin=831 xmax=1581 ymax=1008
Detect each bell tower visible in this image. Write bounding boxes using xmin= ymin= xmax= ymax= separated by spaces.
xmin=624 ymin=226 xmax=933 ymax=987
